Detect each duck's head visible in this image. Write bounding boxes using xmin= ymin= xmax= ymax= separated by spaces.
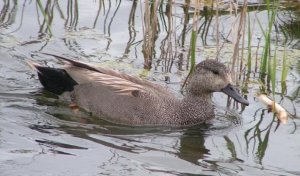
xmin=186 ymin=59 xmax=249 ymax=106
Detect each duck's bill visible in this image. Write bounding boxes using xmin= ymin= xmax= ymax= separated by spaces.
xmin=221 ymin=84 xmax=249 ymax=106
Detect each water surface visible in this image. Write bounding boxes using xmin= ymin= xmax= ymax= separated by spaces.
xmin=0 ymin=0 xmax=300 ymax=175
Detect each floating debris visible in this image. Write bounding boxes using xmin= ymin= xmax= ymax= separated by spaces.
xmin=257 ymin=94 xmax=288 ymax=124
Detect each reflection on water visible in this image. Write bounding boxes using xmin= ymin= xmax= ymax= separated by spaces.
xmin=0 ymin=0 xmax=300 ymax=176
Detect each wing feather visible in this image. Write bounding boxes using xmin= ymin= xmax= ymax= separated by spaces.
xmin=65 ymin=67 xmax=146 ymax=96
xmin=41 ymin=53 xmax=170 ymax=96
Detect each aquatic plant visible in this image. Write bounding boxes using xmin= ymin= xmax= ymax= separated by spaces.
xmin=36 ymin=0 xmax=53 ymax=36
xmin=281 ymin=47 xmax=289 ymax=83
xmin=258 ymin=0 xmax=280 ymax=78
xmin=246 ymin=11 xmax=252 ymax=75
xmin=141 ymin=0 xmax=159 ymax=69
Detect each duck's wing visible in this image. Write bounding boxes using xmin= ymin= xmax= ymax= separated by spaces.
xmin=41 ymin=53 xmax=147 ymax=83
xmin=41 ymin=53 xmax=170 ymax=96
xmin=65 ymin=66 xmax=147 ymax=96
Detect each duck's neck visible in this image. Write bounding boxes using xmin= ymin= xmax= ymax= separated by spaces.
xmin=186 ymin=91 xmax=212 ymax=101
xmin=176 ymin=92 xmax=214 ymax=125
xmin=183 ymin=92 xmax=213 ymax=108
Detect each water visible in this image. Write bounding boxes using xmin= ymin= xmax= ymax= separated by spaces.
xmin=0 ymin=0 xmax=300 ymax=175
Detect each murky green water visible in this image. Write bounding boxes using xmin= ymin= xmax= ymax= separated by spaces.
xmin=0 ymin=0 xmax=300 ymax=175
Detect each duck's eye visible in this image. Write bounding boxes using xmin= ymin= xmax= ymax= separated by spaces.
xmin=212 ymin=70 xmax=219 ymax=75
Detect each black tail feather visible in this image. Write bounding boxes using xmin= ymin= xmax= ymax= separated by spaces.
xmin=35 ymin=65 xmax=78 ymax=95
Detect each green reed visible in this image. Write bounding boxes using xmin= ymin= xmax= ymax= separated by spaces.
xmin=281 ymin=47 xmax=289 ymax=82
xmin=259 ymin=0 xmax=279 ymax=77
xmin=280 ymin=47 xmax=289 ymax=94
xmin=181 ymin=0 xmax=200 ymax=90
xmin=271 ymin=47 xmax=277 ymax=97
xmin=189 ymin=0 xmax=201 ymax=72
xmin=190 ymin=30 xmax=197 ymax=70
xmin=36 ymin=0 xmax=52 ymax=36
xmin=247 ymin=12 xmax=252 ymax=75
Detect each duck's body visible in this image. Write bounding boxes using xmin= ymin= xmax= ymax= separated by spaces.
xmin=29 ymin=54 xmax=248 ymax=126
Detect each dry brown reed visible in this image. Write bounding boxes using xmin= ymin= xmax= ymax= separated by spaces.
xmin=140 ymin=0 xmax=159 ymax=69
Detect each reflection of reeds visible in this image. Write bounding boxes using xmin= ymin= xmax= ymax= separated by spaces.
xmin=36 ymin=0 xmax=53 ymax=36
xmin=224 ymin=136 xmax=237 ymax=160
xmin=0 ymin=0 xmax=18 ymax=29
xmin=244 ymin=109 xmax=277 ymax=164
xmin=65 ymin=0 xmax=79 ymax=30
xmin=123 ymin=0 xmax=138 ymax=56
xmin=93 ymin=0 xmax=105 ymax=28
xmin=159 ymin=0 xmax=175 ymax=73
xmin=177 ymin=0 xmax=191 ymax=71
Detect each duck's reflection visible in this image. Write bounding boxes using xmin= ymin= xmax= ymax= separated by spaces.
xmin=177 ymin=126 xmax=210 ymax=164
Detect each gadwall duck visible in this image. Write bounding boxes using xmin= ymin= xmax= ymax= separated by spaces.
xmin=29 ymin=54 xmax=249 ymax=126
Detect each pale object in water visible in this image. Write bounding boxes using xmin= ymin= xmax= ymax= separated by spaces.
xmin=257 ymin=94 xmax=288 ymax=124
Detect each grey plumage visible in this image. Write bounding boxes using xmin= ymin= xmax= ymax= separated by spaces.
xmin=29 ymin=55 xmax=249 ymax=126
